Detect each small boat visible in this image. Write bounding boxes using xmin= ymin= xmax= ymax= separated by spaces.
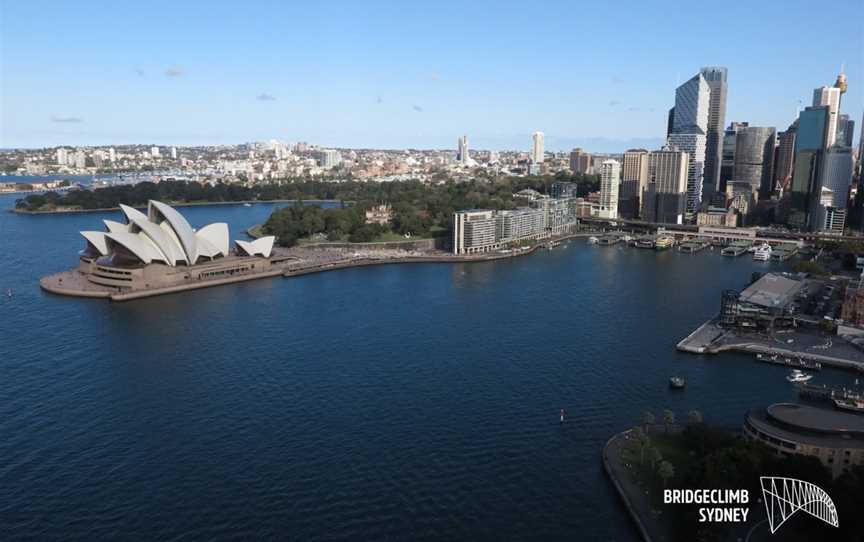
xmin=669 ymin=376 xmax=686 ymax=389
xmin=787 ymin=369 xmax=813 ymax=383
xmin=834 ymin=397 xmax=864 ymax=413
xmin=243 ymin=203 xmax=253 ymax=207
xmin=588 ymin=236 xmax=599 ymax=245
xmin=753 ymin=244 xmax=772 ymax=261
xmin=655 ymin=236 xmax=674 ymax=250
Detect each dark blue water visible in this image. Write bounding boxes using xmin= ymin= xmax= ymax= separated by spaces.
xmin=0 ymin=195 xmax=856 ymax=541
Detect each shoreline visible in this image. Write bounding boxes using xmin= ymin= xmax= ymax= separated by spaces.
xmin=677 ymin=319 xmax=864 ymax=373
xmin=9 ymin=199 xmax=349 ymax=215
xmin=41 ymin=231 xmax=594 ymax=302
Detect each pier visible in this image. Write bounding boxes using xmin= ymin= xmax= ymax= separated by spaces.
xmin=720 ymin=241 xmax=750 ymax=257
xmin=677 ymin=239 xmax=709 ymax=253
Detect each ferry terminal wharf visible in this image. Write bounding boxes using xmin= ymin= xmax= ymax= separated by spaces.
xmin=677 ymin=319 xmax=864 ymax=374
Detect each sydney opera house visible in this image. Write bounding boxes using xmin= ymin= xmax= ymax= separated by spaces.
xmin=48 ymin=200 xmax=285 ymax=295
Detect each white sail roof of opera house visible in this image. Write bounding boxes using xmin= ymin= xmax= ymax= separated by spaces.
xmin=78 ymin=200 xmax=234 ymax=266
xmin=235 ymin=237 xmax=275 ymax=258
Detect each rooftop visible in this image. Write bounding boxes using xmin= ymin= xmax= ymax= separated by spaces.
xmin=738 ymin=273 xmax=802 ymax=309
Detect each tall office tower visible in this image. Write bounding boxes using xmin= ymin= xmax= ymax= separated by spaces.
xmin=774 ymin=124 xmax=797 ymax=193
xmin=457 ymin=135 xmax=468 ymax=164
xmin=151 ymin=146 xmax=160 ymax=158
xmin=598 ymin=159 xmax=621 ymax=219
xmin=569 ymin=148 xmax=592 ymax=174
xmin=789 ymin=106 xmax=829 ymax=229
xmin=813 ymin=86 xmax=842 ymax=147
xmin=56 ymin=148 xmax=68 ymax=165
xmin=643 ymin=146 xmax=689 ymax=224
xmin=733 ymin=126 xmax=776 ymax=197
xmin=666 ymin=107 xmax=675 ymax=138
xmin=619 ymin=149 xmax=650 ymax=218
xmin=699 ymin=66 xmax=728 ymax=199
xmin=108 ymin=147 xmax=116 ymax=163
xmin=668 ymin=72 xmax=710 ymax=216
xmin=666 ymin=132 xmax=706 ymax=215
xmin=837 ymin=114 xmax=855 ymax=148
xmin=719 ymin=122 xmax=749 ymax=194
xmin=171 ymin=146 xmax=178 ymax=160
xmin=531 ymin=132 xmax=545 ymax=163
xmin=818 ymin=147 xmax=854 ymax=233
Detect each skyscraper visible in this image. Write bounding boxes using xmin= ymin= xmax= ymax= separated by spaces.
xmin=642 ymin=146 xmax=689 ymax=224
xmin=837 ymin=114 xmax=855 ymax=148
xmin=457 ymin=135 xmax=468 ymax=164
xmin=598 ymin=159 xmax=620 ymax=219
xmin=789 ymin=106 xmax=829 ymax=229
xmin=733 ymin=126 xmax=776 ymax=197
xmin=720 ymin=122 xmax=749 ymax=194
xmin=774 ymin=123 xmax=797 ymax=193
xmin=699 ymin=66 xmax=728 ymax=199
xmin=531 ymin=132 xmax=544 ymax=163
xmin=813 ymin=86 xmax=842 ymax=147
xmin=668 ymin=72 xmax=710 ymax=216
xmin=818 ymin=147 xmax=854 ymax=233
xmin=569 ymin=148 xmax=591 ymax=174
xmin=620 ymin=149 xmax=650 ymax=219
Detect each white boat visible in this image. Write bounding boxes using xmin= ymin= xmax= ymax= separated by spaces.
xmin=786 ymin=369 xmax=813 ymax=383
xmin=588 ymin=236 xmax=599 ymax=245
xmin=243 ymin=203 xmax=253 ymax=207
xmin=753 ymin=244 xmax=772 ymax=261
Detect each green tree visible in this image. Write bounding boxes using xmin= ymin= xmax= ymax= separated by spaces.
xmin=657 ymin=460 xmax=675 ymax=487
xmin=663 ymin=409 xmax=675 ymax=433
xmin=641 ymin=410 xmax=655 ymax=431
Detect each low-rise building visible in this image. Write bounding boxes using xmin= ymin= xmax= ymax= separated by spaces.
xmin=696 ymin=206 xmax=738 ymax=227
xmin=744 ymin=403 xmax=864 ymax=478
xmin=365 ymin=204 xmax=392 ymax=225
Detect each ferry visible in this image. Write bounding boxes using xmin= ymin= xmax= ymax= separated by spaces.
xmin=654 ymin=236 xmax=674 ymax=250
xmin=752 ymin=243 xmax=772 ymax=261
xmin=669 ymin=376 xmax=686 ymax=389
xmin=834 ymin=397 xmax=864 ymax=413
xmin=787 ymin=369 xmax=813 ymax=383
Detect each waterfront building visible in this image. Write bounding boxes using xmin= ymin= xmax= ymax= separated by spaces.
xmin=720 ymin=122 xmax=748 ymax=196
xmin=453 ymin=210 xmax=497 ymax=254
xmin=813 ymin=86 xmax=842 ymax=147
xmin=497 ymin=208 xmax=546 ymax=241
xmin=744 ymin=403 xmax=864 ymax=478
xmin=719 ymin=272 xmax=803 ymax=328
xmin=598 ymin=159 xmax=620 ymax=219
xmin=642 ymin=146 xmax=688 ymax=224
xmin=452 ymin=205 xmax=558 ymax=255
xmin=457 ymin=135 xmax=469 ymax=165
xmin=569 ymin=148 xmax=591 ymax=174
xmin=696 ymin=206 xmax=737 ymax=227
xmin=108 ymin=147 xmax=116 ymax=163
xmin=74 ymin=149 xmax=86 ymax=169
xmin=531 ymin=132 xmax=545 ymax=164
xmin=619 ymin=149 xmax=649 ymax=219
xmin=700 ymin=66 xmax=728 ymax=199
xmin=72 ymin=200 xmax=278 ymax=292
xmin=56 ymin=148 xmax=68 ymax=165
xmin=733 ymin=126 xmax=776 ymax=197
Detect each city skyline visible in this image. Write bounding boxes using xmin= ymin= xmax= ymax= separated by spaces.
xmin=1 ymin=1 xmax=862 ymax=151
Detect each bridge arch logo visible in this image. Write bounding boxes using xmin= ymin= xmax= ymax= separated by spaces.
xmin=759 ymin=477 xmax=838 ymax=533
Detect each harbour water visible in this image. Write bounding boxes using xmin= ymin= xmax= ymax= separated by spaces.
xmin=0 ymin=193 xmax=858 ymax=541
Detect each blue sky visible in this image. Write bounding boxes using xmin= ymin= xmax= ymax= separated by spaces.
xmin=1 ymin=0 xmax=861 ymax=152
